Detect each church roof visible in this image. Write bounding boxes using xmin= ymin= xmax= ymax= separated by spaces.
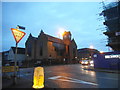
xmin=29 ymin=33 xmax=38 ymax=40
xmin=29 ymin=30 xmax=73 ymax=45
xmin=45 ymin=34 xmax=64 ymax=44
xmin=38 ymin=30 xmax=64 ymax=44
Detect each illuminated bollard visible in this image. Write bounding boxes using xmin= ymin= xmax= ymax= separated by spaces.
xmin=33 ymin=67 xmax=44 ymax=89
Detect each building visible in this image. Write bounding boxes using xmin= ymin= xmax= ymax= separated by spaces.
xmin=77 ymin=48 xmax=99 ymax=61
xmin=0 ymin=52 xmax=1 ymax=65
xmin=7 ymin=47 xmax=25 ymax=66
xmin=100 ymin=1 xmax=120 ymax=51
xmin=25 ymin=30 xmax=77 ymax=66
xmin=2 ymin=51 xmax=9 ymax=66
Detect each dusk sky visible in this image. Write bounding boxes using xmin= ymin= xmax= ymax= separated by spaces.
xmin=2 ymin=1 xmax=112 ymax=52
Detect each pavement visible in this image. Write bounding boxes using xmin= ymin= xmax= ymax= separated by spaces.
xmin=2 ymin=77 xmax=33 ymax=89
xmin=2 ymin=76 xmax=52 ymax=89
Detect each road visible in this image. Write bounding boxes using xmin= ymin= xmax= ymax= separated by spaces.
xmin=19 ymin=64 xmax=119 ymax=88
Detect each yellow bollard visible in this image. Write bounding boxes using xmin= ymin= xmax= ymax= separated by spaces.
xmin=32 ymin=67 xmax=44 ymax=89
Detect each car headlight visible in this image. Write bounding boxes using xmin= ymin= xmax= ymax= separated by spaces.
xmin=81 ymin=61 xmax=84 ymax=64
xmin=90 ymin=61 xmax=93 ymax=64
xmin=90 ymin=64 xmax=94 ymax=66
xmin=85 ymin=62 xmax=88 ymax=64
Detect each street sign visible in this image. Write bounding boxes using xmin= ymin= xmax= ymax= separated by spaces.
xmin=11 ymin=28 xmax=26 ymax=43
xmin=2 ymin=66 xmax=19 ymax=72
xmin=17 ymin=25 xmax=25 ymax=30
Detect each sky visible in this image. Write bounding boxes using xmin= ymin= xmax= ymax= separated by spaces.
xmin=2 ymin=1 xmax=112 ymax=52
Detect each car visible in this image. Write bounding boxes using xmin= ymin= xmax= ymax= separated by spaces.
xmin=81 ymin=60 xmax=89 ymax=65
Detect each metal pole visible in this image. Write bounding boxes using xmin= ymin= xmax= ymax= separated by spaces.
xmin=117 ymin=0 xmax=119 ymax=51
xmin=13 ymin=43 xmax=18 ymax=85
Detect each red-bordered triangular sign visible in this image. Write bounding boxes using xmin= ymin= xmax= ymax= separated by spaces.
xmin=11 ymin=28 xmax=26 ymax=43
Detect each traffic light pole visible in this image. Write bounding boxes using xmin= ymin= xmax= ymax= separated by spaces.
xmin=13 ymin=42 xmax=18 ymax=85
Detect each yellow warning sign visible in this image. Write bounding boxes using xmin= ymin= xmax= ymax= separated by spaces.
xmin=11 ymin=28 xmax=26 ymax=43
xmin=2 ymin=66 xmax=19 ymax=72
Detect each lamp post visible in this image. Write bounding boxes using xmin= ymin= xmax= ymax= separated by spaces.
xmin=27 ymin=54 xmax=29 ymax=67
xmin=58 ymin=29 xmax=65 ymax=64
xmin=89 ymin=45 xmax=94 ymax=60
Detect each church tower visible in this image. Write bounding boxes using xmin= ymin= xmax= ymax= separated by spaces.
xmin=63 ymin=31 xmax=72 ymax=59
xmin=63 ymin=31 xmax=71 ymax=45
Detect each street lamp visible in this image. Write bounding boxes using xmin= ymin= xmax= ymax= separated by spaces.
xmin=89 ymin=45 xmax=94 ymax=49
xmin=100 ymin=51 xmax=104 ymax=54
xmin=57 ymin=28 xmax=65 ymax=64
xmin=58 ymin=28 xmax=65 ymax=38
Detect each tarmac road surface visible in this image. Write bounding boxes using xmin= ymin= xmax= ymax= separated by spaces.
xmin=19 ymin=64 xmax=119 ymax=88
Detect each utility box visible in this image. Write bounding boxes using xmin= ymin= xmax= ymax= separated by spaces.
xmin=33 ymin=67 xmax=44 ymax=89
xmin=93 ymin=51 xmax=120 ymax=70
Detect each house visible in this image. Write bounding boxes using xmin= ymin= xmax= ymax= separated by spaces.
xmin=25 ymin=30 xmax=78 ymax=66
xmin=7 ymin=47 xmax=25 ymax=66
xmin=2 ymin=51 xmax=9 ymax=66
xmin=77 ymin=48 xmax=99 ymax=61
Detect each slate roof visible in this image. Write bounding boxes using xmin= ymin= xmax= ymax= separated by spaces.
xmin=28 ymin=30 xmax=71 ymax=45
xmin=45 ymin=34 xmax=64 ymax=44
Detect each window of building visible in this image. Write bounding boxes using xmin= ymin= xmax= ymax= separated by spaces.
xmin=53 ymin=42 xmax=65 ymax=56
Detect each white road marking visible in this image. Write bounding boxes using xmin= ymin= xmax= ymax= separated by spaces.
xmin=62 ymin=76 xmax=97 ymax=85
xmin=48 ymin=76 xmax=98 ymax=86
xmin=48 ymin=76 xmax=62 ymax=79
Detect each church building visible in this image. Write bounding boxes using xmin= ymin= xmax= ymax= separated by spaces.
xmin=25 ymin=30 xmax=77 ymax=66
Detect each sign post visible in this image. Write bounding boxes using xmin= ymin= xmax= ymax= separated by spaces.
xmin=11 ymin=28 xmax=26 ymax=85
xmin=13 ymin=42 xmax=18 ymax=85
